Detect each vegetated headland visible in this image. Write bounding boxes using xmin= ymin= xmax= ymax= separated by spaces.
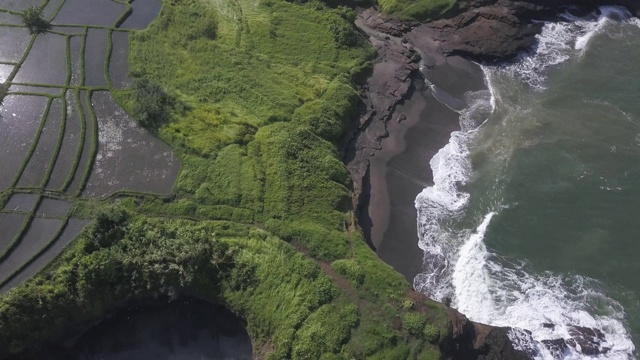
xmin=0 ymin=0 xmax=638 ymax=359
xmin=345 ymin=0 xmax=640 ymax=358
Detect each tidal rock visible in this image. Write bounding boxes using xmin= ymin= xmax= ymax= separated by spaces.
xmin=440 ymin=308 xmax=532 ymax=359
xmin=419 ymin=0 xmax=640 ymax=63
xmin=427 ymin=7 xmax=543 ymax=61
xmin=566 ymin=325 xmax=609 ymax=355
xmin=358 ymin=8 xmax=414 ymax=37
xmin=541 ymin=338 xmax=568 ymax=358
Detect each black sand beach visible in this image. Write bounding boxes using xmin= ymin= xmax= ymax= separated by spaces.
xmin=350 ymin=18 xmax=488 ymax=280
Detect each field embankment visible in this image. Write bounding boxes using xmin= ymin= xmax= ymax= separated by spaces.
xmin=0 ymin=0 xmax=458 ymax=358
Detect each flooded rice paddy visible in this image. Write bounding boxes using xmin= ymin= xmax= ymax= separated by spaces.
xmin=0 ymin=0 xmax=177 ymax=292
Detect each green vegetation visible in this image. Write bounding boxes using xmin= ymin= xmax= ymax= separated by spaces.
xmin=21 ymin=6 xmax=51 ymax=34
xmin=0 ymin=83 xmax=7 ymax=107
xmin=130 ymin=78 xmax=175 ymax=129
xmin=377 ymin=0 xmax=457 ymax=21
xmin=0 ymin=0 xmax=456 ymax=357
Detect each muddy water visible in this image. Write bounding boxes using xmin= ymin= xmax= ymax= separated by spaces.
xmin=0 ymin=218 xmax=89 ymax=293
xmin=109 ymin=31 xmax=131 ymax=88
xmin=46 ymin=90 xmax=83 ymax=191
xmin=84 ymin=29 xmax=109 ymax=87
xmin=53 ymin=0 xmax=126 ymax=26
xmin=0 ymin=0 xmax=180 ymax=295
xmin=83 ymin=91 xmax=180 ymax=197
xmin=0 ymin=96 xmax=48 ymax=191
xmin=18 ymin=98 xmax=64 ymax=188
xmin=14 ymin=33 xmax=68 ymax=85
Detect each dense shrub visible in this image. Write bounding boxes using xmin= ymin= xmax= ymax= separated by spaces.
xmin=266 ymin=220 xmax=350 ymax=261
xmin=0 ymin=217 xmax=234 ymax=353
xmin=402 ymin=312 xmax=426 ymax=336
xmin=155 ymin=0 xmax=217 ymax=44
xmin=21 ymin=6 xmax=50 ymax=34
xmin=377 ymin=0 xmax=457 ymax=21
xmin=131 ymin=78 xmax=174 ymax=129
xmin=423 ymin=324 xmax=440 ymax=344
xmin=330 ymin=19 xmax=358 ymax=48
xmin=331 ymin=259 xmax=365 ymax=286
xmin=87 ymin=206 xmax=130 ymax=250
xmin=291 ymin=303 xmax=359 ymax=359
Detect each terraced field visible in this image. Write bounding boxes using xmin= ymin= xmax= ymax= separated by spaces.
xmin=0 ymin=0 xmax=180 ymax=293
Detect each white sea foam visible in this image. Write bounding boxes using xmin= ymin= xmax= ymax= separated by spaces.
xmin=413 ymin=82 xmax=492 ymax=299
xmin=413 ymin=6 xmax=637 ymax=359
xmin=502 ymin=6 xmax=636 ymax=90
xmin=450 ymin=213 xmax=635 ymax=359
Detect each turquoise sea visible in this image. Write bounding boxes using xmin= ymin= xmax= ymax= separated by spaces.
xmin=414 ymin=7 xmax=640 ymax=359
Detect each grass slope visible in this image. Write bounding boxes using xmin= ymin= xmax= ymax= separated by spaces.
xmin=377 ymin=0 xmax=457 ymax=21
xmin=0 ymin=0 xmax=452 ymax=358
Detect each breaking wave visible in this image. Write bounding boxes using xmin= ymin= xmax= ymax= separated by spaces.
xmin=413 ymin=6 xmax=637 ymax=359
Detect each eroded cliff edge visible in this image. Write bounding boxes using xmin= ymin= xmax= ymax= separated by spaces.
xmin=344 ymin=1 xmax=639 ymax=358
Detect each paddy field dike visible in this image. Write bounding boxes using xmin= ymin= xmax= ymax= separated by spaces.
xmin=0 ymin=0 xmax=457 ymax=358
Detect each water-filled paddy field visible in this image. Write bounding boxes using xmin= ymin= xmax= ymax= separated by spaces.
xmin=0 ymin=0 xmax=179 ymax=293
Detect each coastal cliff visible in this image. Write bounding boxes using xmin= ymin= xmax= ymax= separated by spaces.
xmin=346 ymin=1 xmax=639 ymax=358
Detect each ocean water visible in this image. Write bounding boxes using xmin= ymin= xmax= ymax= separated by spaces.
xmin=414 ymin=6 xmax=640 ymax=359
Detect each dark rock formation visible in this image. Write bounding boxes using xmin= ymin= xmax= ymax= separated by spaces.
xmin=346 ymin=1 xmax=640 ymax=359
xmin=442 ymin=308 xmax=532 ymax=360
xmin=541 ymin=338 xmax=569 ymax=358
xmin=344 ymin=8 xmax=421 ymax=224
xmin=424 ymin=0 xmax=640 ymax=62
xmin=346 ymin=7 xmax=533 ymax=360
xmin=567 ymin=325 xmax=610 ymax=355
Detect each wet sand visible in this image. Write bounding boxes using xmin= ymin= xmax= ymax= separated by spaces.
xmin=363 ymin=45 xmax=486 ymax=281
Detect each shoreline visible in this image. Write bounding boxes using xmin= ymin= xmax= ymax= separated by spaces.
xmin=347 ymin=0 xmax=640 ymax=301
xmin=347 ymin=9 xmax=488 ymax=282
xmin=347 ymin=2 xmax=640 ymax=358
xmin=345 ymin=10 xmax=533 ymax=358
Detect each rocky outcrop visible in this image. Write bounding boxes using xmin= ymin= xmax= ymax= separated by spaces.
xmin=442 ymin=308 xmax=532 ymax=360
xmin=346 ymin=1 xmax=640 ymax=359
xmin=344 ymin=8 xmax=422 ymax=219
xmin=567 ymin=325 xmax=610 ymax=355
xmin=345 ymin=8 xmax=533 ymax=359
xmin=424 ymin=0 xmax=640 ymax=62
xmin=426 ymin=5 xmax=544 ymax=61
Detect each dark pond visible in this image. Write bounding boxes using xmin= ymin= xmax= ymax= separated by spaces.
xmin=0 ymin=63 xmax=11 ymax=83
xmin=0 ymin=0 xmax=42 ymax=13
xmin=0 ymin=26 xmax=31 ymax=65
xmin=45 ymin=297 xmax=253 ymax=360
xmin=84 ymin=29 xmax=109 ymax=87
xmin=69 ymin=35 xmax=83 ymax=86
xmin=108 ymin=31 xmax=130 ymax=89
xmin=35 ymin=198 xmax=72 ymax=218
